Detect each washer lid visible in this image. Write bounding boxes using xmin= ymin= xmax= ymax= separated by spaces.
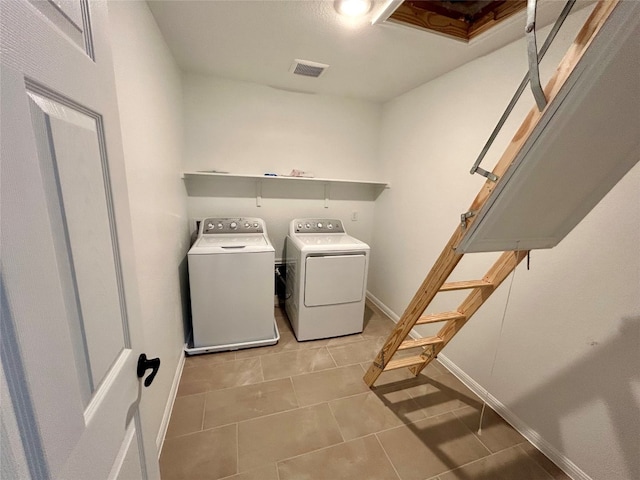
xmin=189 ymin=233 xmax=273 ymax=254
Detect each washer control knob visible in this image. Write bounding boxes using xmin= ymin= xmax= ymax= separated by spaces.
xmin=244 ymin=222 xmax=250 ymax=228
xmin=328 ymin=223 xmax=333 ymax=229
xmin=305 ymin=223 xmax=311 ymax=229
xmin=230 ymin=222 xmax=238 ymax=229
xmin=254 ymin=222 xmax=259 ymax=228
xmin=297 ymin=223 xmax=303 ymax=229
xmin=217 ymin=223 xmax=223 ymax=229
xmin=317 ymin=222 xmax=323 ymax=228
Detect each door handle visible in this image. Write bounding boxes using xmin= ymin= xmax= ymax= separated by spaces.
xmin=137 ymin=354 xmax=160 ymax=387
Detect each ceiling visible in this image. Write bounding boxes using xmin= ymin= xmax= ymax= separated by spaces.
xmin=147 ymin=0 xmax=588 ymax=103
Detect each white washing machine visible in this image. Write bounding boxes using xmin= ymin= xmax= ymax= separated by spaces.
xmin=285 ymin=218 xmax=369 ymax=341
xmin=186 ymin=217 xmax=279 ymax=355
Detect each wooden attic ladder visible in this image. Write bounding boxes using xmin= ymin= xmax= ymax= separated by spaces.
xmin=364 ymin=0 xmax=620 ymax=387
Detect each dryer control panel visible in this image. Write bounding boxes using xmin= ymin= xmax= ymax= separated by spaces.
xmin=292 ymin=219 xmax=345 ymax=234
xmin=201 ymin=217 xmax=264 ymax=234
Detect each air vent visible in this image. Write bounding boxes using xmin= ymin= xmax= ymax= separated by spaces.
xmin=290 ymin=59 xmax=329 ymax=78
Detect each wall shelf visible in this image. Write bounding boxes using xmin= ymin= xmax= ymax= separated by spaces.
xmin=182 ymin=171 xmax=389 ymax=206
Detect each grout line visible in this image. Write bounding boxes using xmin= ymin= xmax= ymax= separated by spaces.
xmin=326 ymin=399 xmax=346 ymax=444
xmin=253 ymin=341 xmax=330 ymax=360
xmin=235 ymin=422 xmax=239 ymax=476
xmin=287 ymin=377 xmax=301 ymax=408
xmin=439 ymin=444 xmax=554 ymax=480
xmin=271 ymin=429 xmax=361 ymax=466
xmin=451 ymin=412 xmax=493 ymax=456
xmin=225 ymin=384 xmax=374 ymax=428
xmin=296 ymin=390 xmax=366 ymax=410
xmin=373 ymin=433 xmax=402 ymax=480
xmin=230 ymin=398 xmax=325 ymax=428
xmin=209 ymin=405 xmax=303 ymax=431
xmin=364 ymin=409 xmax=486 ymax=440
xmin=355 ymin=411 xmax=426 ymax=439
xmin=184 ymin=374 xmax=283 ymax=397
xmin=258 ymin=355 xmax=265 ymax=383
xmin=165 ymin=421 xmax=236 ymax=441
xmin=200 ymin=392 xmax=206 ymax=432
xmin=515 ymin=444 xmax=557 ymax=480
xmin=450 ymin=407 xmax=497 ymax=455
xmin=469 ymin=430 xmax=493 ymax=456
xmin=325 ymin=343 xmax=339 ymax=367
xmin=174 ymin=389 xmax=206 ymax=399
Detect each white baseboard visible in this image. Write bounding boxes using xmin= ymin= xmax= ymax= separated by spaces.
xmin=438 ymin=355 xmax=590 ymax=480
xmin=365 ymin=292 xmax=590 ymax=480
xmin=365 ymin=291 xmax=421 ymax=340
xmin=156 ymin=347 xmax=186 ymax=456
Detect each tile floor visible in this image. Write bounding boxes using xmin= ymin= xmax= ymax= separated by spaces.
xmin=160 ymin=304 xmax=569 ymax=480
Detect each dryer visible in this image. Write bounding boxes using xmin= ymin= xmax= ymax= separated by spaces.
xmin=186 ymin=217 xmax=279 ymax=355
xmin=285 ymin=218 xmax=369 ymax=341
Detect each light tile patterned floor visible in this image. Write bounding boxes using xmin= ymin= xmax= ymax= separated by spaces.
xmin=160 ymin=305 xmax=569 ymax=480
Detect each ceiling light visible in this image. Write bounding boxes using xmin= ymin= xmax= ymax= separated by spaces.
xmin=335 ymin=0 xmax=372 ymax=17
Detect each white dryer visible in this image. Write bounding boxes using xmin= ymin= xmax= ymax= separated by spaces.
xmin=285 ymin=218 xmax=369 ymax=341
xmin=186 ymin=217 xmax=279 ymax=355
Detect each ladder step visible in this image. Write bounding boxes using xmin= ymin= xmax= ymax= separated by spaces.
xmin=383 ymin=355 xmax=425 ymax=371
xmin=439 ymin=280 xmax=493 ymax=291
xmin=416 ymin=311 xmax=466 ymax=325
xmin=398 ymin=336 xmax=443 ymax=350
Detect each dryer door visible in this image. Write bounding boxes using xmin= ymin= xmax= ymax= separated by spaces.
xmin=304 ymin=254 xmax=366 ymax=307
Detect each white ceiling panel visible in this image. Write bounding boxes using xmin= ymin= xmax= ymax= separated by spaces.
xmin=147 ymin=0 xmax=590 ymax=102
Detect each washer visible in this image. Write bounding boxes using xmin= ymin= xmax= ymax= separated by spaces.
xmin=285 ymin=218 xmax=369 ymax=341
xmin=186 ymin=217 xmax=279 ymax=355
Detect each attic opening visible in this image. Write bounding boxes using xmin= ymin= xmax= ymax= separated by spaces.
xmin=388 ymin=0 xmax=528 ymax=42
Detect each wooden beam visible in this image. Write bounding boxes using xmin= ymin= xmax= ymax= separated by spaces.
xmin=416 ymin=311 xmax=465 ymax=325
xmin=383 ymin=355 xmax=425 ymax=371
xmin=389 ymin=1 xmax=526 ymax=42
xmin=439 ymin=280 xmax=493 ymax=291
xmin=363 ymin=226 xmax=465 ymax=386
xmin=409 ymin=250 xmax=528 ymax=376
xmin=389 ymin=4 xmax=470 ymax=41
xmin=398 ymin=336 xmax=443 ymax=350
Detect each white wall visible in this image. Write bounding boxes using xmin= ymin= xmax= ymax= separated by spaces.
xmin=105 ymin=3 xmax=639 ymax=478
xmin=182 ymin=74 xmax=383 ymax=259
xmin=108 ymin=1 xmax=190 ymax=453
xmin=370 ymin=6 xmax=640 ymax=480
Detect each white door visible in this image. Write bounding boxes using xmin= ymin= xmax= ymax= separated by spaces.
xmin=1 ymin=1 xmax=159 ymax=479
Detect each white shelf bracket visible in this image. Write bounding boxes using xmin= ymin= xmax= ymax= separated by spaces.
xmin=256 ymin=181 xmax=262 ymax=207
xmin=324 ymin=183 xmax=330 ymax=208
